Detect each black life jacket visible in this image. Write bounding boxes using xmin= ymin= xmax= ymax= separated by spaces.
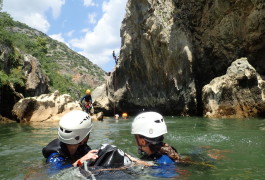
xmin=84 ymin=95 xmax=92 ymax=102
xmin=85 ymin=144 xmax=131 ymax=168
xmin=42 ymin=139 xmax=91 ymax=163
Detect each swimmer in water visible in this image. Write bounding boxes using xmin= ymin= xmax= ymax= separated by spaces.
xmin=42 ymin=110 xmax=98 ymax=173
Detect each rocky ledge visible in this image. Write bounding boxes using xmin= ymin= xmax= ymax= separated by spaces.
xmin=12 ymin=90 xmax=104 ymax=122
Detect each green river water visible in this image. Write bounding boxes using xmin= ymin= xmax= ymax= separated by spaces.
xmin=0 ymin=116 xmax=265 ymax=179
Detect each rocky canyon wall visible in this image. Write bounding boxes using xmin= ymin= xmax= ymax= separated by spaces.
xmin=97 ymin=0 xmax=265 ymax=116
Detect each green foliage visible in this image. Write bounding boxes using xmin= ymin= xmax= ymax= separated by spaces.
xmin=0 ymin=25 xmax=13 ymax=47
xmin=0 ymin=12 xmax=14 ymax=28
xmin=0 ymin=70 xmax=9 ymax=87
xmin=0 ymin=66 xmax=25 ymax=88
xmin=0 ymin=11 xmax=105 ymax=99
xmin=36 ymin=37 xmax=48 ymax=55
xmin=9 ymin=67 xmax=25 ymax=87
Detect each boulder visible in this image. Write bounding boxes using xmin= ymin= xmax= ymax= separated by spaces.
xmin=92 ymin=83 xmax=112 ymax=115
xmin=0 ymin=115 xmax=13 ymax=123
xmin=91 ymin=112 xmax=104 ymax=121
xmin=12 ymin=90 xmax=81 ymax=122
xmin=202 ymin=58 xmax=265 ymax=118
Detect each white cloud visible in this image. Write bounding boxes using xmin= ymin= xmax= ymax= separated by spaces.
xmin=83 ymin=0 xmax=96 ymax=7
xmin=81 ymin=28 xmax=90 ymax=33
xmin=2 ymin=0 xmax=65 ymax=33
xmin=49 ymin=33 xmax=70 ymax=47
xmin=22 ymin=13 xmax=50 ymax=33
xmin=66 ymin=30 xmax=75 ymax=37
xmin=70 ymin=0 xmax=127 ymax=68
xmin=88 ymin=13 xmax=97 ymax=24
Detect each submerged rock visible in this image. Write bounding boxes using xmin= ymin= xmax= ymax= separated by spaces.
xmin=0 ymin=115 xmax=13 ymax=123
xmin=202 ymin=58 xmax=265 ymax=118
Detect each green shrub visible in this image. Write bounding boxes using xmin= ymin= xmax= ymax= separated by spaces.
xmin=9 ymin=67 xmax=25 ymax=87
xmin=0 ymin=70 xmax=9 ymax=87
xmin=0 ymin=12 xmax=14 ymax=28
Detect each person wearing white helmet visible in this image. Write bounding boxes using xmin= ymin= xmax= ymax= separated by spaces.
xmin=131 ymin=112 xmax=181 ymax=165
xmin=42 ymin=110 xmax=98 ymax=171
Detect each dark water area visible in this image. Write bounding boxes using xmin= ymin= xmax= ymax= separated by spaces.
xmin=0 ymin=116 xmax=265 ymax=179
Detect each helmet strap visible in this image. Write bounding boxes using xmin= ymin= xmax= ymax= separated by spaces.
xmin=136 ymin=135 xmax=150 ymax=154
xmin=138 ymin=146 xmax=143 ymax=155
xmin=137 ymin=143 xmax=150 ymax=155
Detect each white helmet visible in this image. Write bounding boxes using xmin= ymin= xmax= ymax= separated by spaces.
xmin=58 ymin=110 xmax=93 ymax=144
xmin=131 ymin=112 xmax=167 ymax=138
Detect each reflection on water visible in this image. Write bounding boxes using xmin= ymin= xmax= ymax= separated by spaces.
xmin=0 ymin=117 xmax=265 ymax=179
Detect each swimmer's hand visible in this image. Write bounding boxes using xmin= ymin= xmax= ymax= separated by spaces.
xmin=73 ymin=149 xmax=98 ymax=167
xmin=125 ymin=153 xmax=152 ymax=167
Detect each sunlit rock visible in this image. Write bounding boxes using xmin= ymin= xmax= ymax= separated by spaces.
xmin=92 ymin=83 xmax=111 ymax=113
xmin=12 ymin=90 xmax=81 ymax=122
xmin=105 ymin=0 xmax=197 ymax=115
xmin=23 ymin=54 xmax=49 ymax=96
xmin=91 ymin=111 xmax=104 ymax=121
xmin=202 ymin=58 xmax=265 ymax=118
xmin=103 ymin=0 xmax=265 ymax=116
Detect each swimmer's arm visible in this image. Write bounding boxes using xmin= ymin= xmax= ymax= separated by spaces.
xmin=125 ymin=153 xmax=152 ymax=166
xmin=73 ymin=149 xmax=98 ymax=167
xmin=47 ymin=153 xmax=72 ymax=170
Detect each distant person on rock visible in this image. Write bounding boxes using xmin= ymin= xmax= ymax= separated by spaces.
xmin=80 ymin=89 xmax=93 ymax=114
xmin=42 ymin=110 xmax=98 ymax=173
xmin=112 ymin=50 xmax=118 ymax=64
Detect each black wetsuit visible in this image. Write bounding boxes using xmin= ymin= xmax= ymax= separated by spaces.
xmin=42 ymin=139 xmax=91 ymax=171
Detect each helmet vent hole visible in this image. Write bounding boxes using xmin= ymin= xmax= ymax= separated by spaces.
xmin=161 ymin=118 xmax=164 ymax=122
xmin=75 ymin=136 xmax=80 ymax=141
xmin=65 ymin=130 xmax=72 ymax=133
xmin=154 ymin=120 xmax=161 ymax=123
xmin=60 ymin=127 xmax=63 ymax=131
xmin=80 ymin=116 xmax=90 ymax=124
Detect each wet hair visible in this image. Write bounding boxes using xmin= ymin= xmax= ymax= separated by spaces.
xmin=139 ymin=135 xmax=164 ymax=153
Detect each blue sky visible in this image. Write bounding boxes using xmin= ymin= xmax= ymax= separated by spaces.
xmin=2 ymin=0 xmax=127 ymax=72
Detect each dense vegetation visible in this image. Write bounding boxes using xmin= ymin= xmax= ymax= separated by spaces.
xmin=0 ymin=12 xmax=25 ymax=90
xmin=0 ymin=11 xmax=105 ymax=99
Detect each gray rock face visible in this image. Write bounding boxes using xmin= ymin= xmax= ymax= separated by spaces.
xmin=23 ymin=54 xmax=49 ymax=96
xmin=0 ymin=43 xmax=15 ymax=74
xmin=0 ymin=44 xmax=19 ymax=119
xmin=92 ymin=83 xmax=110 ymax=112
xmin=202 ymin=58 xmax=265 ymax=118
xmin=105 ymin=0 xmax=197 ymax=115
xmin=102 ymin=0 xmax=265 ymax=116
xmin=0 ymin=51 xmax=50 ymax=120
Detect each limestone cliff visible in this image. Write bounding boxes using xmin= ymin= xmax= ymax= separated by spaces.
xmin=100 ymin=0 xmax=265 ymax=116
xmin=23 ymin=54 xmax=49 ymax=96
xmin=202 ymin=58 xmax=265 ymax=118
